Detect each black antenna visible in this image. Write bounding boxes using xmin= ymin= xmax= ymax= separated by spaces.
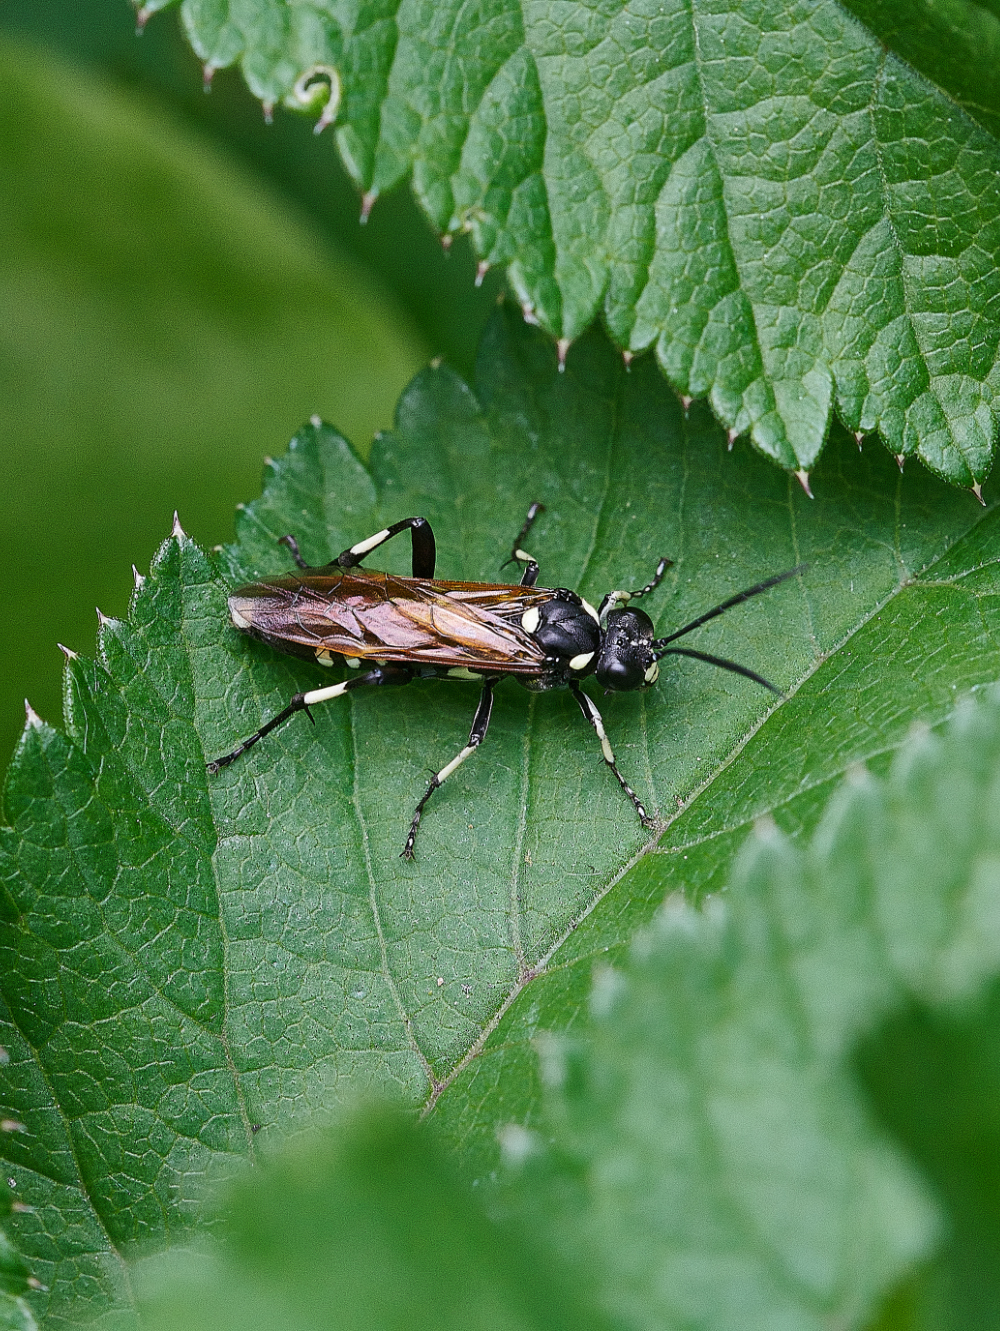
xmin=656 ymin=647 xmax=782 ymax=696
xmin=652 ymin=565 xmax=807 ymax=652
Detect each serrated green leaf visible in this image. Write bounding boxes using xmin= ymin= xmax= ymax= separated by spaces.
xmin=3 ymin=308 xmax=1000 ymax=1326
xmin=138 ymin=691 xmax=1000 ymax=1331
xmin=133 ymin=1108 xmax=610 ymax=1331
xmin=152 ymin=0 xmax=1000 ymax=482
xmin=500 ymin=690 xmax=1000 ymax=1330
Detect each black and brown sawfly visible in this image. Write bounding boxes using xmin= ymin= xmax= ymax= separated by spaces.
xmin=208 ymin=505 xmax=804 ymax=858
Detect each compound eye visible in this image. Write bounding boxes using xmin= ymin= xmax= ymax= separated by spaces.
xmin=595 ymin=654 xmax=644 ymax=692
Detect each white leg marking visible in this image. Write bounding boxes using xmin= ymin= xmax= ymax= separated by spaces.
xmin=644 ymin=661 xmax=659 ymax=684
xmin=302 ymin=681 xmax=349 ymax=706
xmin=349 ymin=527 xmax=390 ymax=556
xmin=437 ymin=744 xmax=477 ymax=784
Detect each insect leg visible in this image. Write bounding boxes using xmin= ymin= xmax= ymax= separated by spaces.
xmin=331 ymin=517 xmax=436 ymax=577
xmin=569 ymin=683 xmax=654 ymax=829
xmin=598 ymin=557 xmax=673 ymax=625
xmin=207 ymin=666 xmax=413 ymax=773
xmin=501 ymin=501 xmax=545 ymax=587
xmin=401 ymin=679 xmax=497 ymax=860
xmin=277 ymin=534 xmax=309 ymax=569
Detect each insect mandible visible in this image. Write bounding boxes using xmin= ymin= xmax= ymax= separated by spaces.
xmin=208 ymin=504 xmax=804 ymax=858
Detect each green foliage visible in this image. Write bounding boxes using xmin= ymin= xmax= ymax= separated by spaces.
xmin=2 ymin=309 xmax=999 ymax=1326
xmin=147 ymin=0 xmax=1000 ymax=483
xmin=0 ymin=1176 xmax=37 ymax=1331
xmin=134 ymin=1109 xmax=610 ymax=1331
xmin=0 ymin=34 xmax=427 ymax=768
xmin=134 ymin=691 xmax=1000 ymax=1330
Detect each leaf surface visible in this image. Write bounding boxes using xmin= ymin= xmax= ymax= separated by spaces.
xmin=500 ymin=689 xmax=1000 ymax=1330
xmin=126 ymin=693 xmax=1000 ymax=1330
xmin=150 ymin=0 xmax=1000 ymax=482
xmin=2 ymin=308 xmax=1000 ymax=1325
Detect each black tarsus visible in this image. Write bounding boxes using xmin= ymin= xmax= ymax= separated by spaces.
xmin=501 ymin=501 xmax=545 ymax=587
xmin=278 ymin=534 xmax=309 ymax=569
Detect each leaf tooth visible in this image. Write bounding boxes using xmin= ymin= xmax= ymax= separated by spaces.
xmin=895 ymin=454 xmax=906 ymax=472
xmin=556 ymin=337 xmax=570 ymax=372
xmin=171 ymin=510 xmax=186 ymax=539
xmin=359 ymin=191 xmax=376 ymax=225
xmin=854 ymin=432 xmax=865 ymax=450
xmin=795 ymin=469 xmax=814 ymax=499
xmin=475 ymin=260 xmax=489 ymax=288
xmin=970 ymin=481 xmax=986 ymax=506
xmin=262 ymin=101 xmax=274 ymax=125
xmin=727 ymin=426 xmax=738 ymax=450
xmin=57 ymin=642 xmax=77 ymax=661
xmin=23 ymin=699 xmax=42 ymax=727
xmin=132 ymin=564 xmax=145 ymax=589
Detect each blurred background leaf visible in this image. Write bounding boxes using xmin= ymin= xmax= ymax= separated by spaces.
xmin=134 ymin=1109 xmax=610 ymax=1331
xmin=0 ymin=0 xmax=502 ymax=768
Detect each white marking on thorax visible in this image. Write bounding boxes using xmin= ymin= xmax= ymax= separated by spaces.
xmin=580 ymin=598 xmax=600 ymax=624
xmin=521 ymin=606 xmax=540 ymax=634
xmin=349 ymin=527 xmax=390 ymax=556
xmin=569 ymin=651 xmax=594 ymax=672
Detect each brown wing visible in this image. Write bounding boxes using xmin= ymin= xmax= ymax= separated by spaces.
xmin=228 ymin=569 xmax=555 ymax=672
